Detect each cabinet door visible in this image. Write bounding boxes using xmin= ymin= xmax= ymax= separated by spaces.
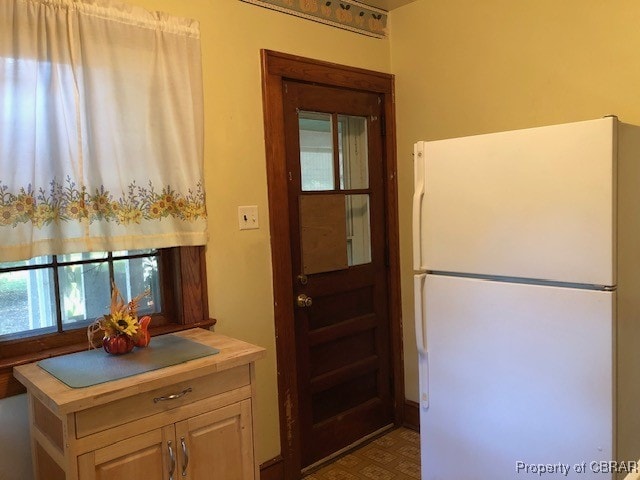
xmin=78 ymin=427 xmax=174 ymax=480
xmin=176 ymin=399 xmax=255 ymax=480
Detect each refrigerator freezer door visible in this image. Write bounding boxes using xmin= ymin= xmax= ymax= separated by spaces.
xmin=414 ymin=118 xmax=616 ymax=286
xmin=419 ymin=274 xmax=614 ymax=480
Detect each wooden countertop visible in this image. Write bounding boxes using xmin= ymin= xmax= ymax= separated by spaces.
xmin=13 ymin=329 xmax=266 ymax=416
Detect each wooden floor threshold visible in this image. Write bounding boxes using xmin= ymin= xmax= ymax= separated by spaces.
xmin=301 ymin=424 xmax=395 ymax=476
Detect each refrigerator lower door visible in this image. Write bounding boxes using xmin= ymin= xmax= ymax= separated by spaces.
xmin=419 ymin=274 xmax=615 ymax=480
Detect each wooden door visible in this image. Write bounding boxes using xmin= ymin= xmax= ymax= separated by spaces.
xmin=176 ymin=400 xmax=256 ymax=480
xmin=283 ymin=80 xmax=393 ymax=467
xmin=77 ymin=427 xmax=172 ymax=480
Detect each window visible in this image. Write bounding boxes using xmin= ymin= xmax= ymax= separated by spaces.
xmin=0 ymin=246 xmax=211 ymax=399
xmin=0 ymin=2 xmax=210 ymax=399
xmin=0 ymin=250 xmax=161 ymax=340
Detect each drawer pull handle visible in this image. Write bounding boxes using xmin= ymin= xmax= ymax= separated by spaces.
xmin=154 ymin=387 xmax=193 ymax=403
xmin=181 ymin=436 xmax=189 ymax=477
xmin=168 ymin=440 xmax=176 ymax=480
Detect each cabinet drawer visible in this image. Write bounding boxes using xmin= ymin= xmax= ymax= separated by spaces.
xmin=75 ymin=365 xmax=250 ymax=439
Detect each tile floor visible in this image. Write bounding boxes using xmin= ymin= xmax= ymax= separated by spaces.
xmin=303 ymin=427 xmax=421 ymax=480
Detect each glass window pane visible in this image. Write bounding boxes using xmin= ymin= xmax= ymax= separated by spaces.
xmin=58 ymin=251 xmax=108 ymax=263
xmin=339 ymin=115 xmax=369 ymax=190
xmin=0 ymin=268 xmax=56 ymax=337
xmin=299 ymin=111 xmax=335 ymax=191
xmin=0 ymin=256 xmax=51 ymax=269
xmin=113 ymin=255 xmax=161 ymax=315
xmin=60 ymin=261 xmax=110 ymax=327
xmin=346 ymin=194 xmax=372 ymax=266
xmin=112 ymin=249 xmax=156 ymax=258
xmin=1 ymin=250 xmax=163 ymax=337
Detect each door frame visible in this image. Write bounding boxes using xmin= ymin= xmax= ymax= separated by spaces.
xmin=260 ymin=49 xmax=404 ymax=478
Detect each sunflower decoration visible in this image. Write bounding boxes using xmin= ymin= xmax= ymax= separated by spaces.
xmin=88 ymin=282 xmax=151 ymax=352
xmin=103 ymin=308 xmax=139 ymax=337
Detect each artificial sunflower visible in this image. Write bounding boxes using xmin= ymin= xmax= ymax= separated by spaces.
xmin=87 ymin=282 xmax=150 ymax=348
xmin=104 ymin=310 xmax=139 ymax=337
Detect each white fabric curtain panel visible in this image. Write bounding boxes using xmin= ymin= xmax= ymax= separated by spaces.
xmin=0 ymin=0 xmax=207 ymax=262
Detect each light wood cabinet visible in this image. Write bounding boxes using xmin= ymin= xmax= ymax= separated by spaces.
xmin=78 ymin=428 xmax=169 ymax=480
xmin=14 ymin=330 xmax=265 ymax=480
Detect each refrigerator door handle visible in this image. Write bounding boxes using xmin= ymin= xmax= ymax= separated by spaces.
xmin=414 ymin=273 xmax=429 ymax=410
xmin=420 ymin=352 xmax=429 ymax=410
xmin=412 ymin=142 xmax=425 ymax=271
xmin=414 ymin=273 xmax=427 ymax=355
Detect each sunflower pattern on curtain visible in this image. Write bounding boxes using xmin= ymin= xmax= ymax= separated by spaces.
xmin=0 ymin=0 xmax=207 ymax=262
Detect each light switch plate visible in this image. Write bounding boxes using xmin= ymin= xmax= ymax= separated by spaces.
xmin=238 ymin=205 xmax=259 ymax=230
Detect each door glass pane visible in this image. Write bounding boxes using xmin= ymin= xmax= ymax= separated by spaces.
xmin=339 ymin=115 xmax=369 ymax=190
xmin=299 ymin=111 xmax=335 ymax=191
xmin=346 ymin=194 xmax=371 ymax=266
xmin=299 ymin=194 xmax=348 ymax=275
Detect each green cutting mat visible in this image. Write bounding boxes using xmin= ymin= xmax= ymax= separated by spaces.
xmin=37 ymin=335 xmax=219 ymax=389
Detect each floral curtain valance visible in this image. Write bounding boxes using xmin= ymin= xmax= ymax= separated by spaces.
xmin=0 ymin=0 xmax=207 ymax=262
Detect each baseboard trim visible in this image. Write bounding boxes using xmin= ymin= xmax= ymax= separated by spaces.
xmin=404 ymin=399 xmax=419 ymax=431
xmin=260 ymin=455 xmax=284 ymax=480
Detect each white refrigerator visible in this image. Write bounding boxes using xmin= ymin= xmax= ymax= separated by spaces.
xmin=413 ymin=117 xmax=640 ymax=479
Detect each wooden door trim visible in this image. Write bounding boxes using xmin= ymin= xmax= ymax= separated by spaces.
xmin=260 ymin=49 xmax=403 ymax=479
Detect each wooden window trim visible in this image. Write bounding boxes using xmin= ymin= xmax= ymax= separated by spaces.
xmin=0 ymin=245 xmax=214 ymax=399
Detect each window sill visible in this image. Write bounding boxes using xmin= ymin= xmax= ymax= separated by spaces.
xmin=0 ymin=318 xmax=217 ymax=400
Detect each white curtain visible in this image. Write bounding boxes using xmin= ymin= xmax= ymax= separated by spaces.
xmin=0 ymin=0 xmax=207 ymax=262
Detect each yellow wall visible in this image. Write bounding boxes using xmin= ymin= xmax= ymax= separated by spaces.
xmin=11 ymin=0 xmax=640 ymax=475
xmin=0 ymin=2 xmax=391 ymax=478
xmin=127 ymin=0 xmax=391 ymax=465
xmin=390 ymin=0 xmax=640 ymax=402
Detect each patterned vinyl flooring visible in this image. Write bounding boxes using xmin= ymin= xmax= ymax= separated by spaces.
xmin=303 ymin=428 xmax=421 ymax=480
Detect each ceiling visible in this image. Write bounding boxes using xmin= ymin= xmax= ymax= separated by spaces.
xmin=360 ymin=0 xmax=417 ymax=11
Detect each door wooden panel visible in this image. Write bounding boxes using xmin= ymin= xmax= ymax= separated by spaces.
xmin=283 ymin=80 xmax=393 ymax=466
xmin=299 ymin=194 xmax=348 ymax=274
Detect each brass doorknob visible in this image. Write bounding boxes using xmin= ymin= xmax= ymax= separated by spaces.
xmin=297 ymin=294 xmax=313 ymax=308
